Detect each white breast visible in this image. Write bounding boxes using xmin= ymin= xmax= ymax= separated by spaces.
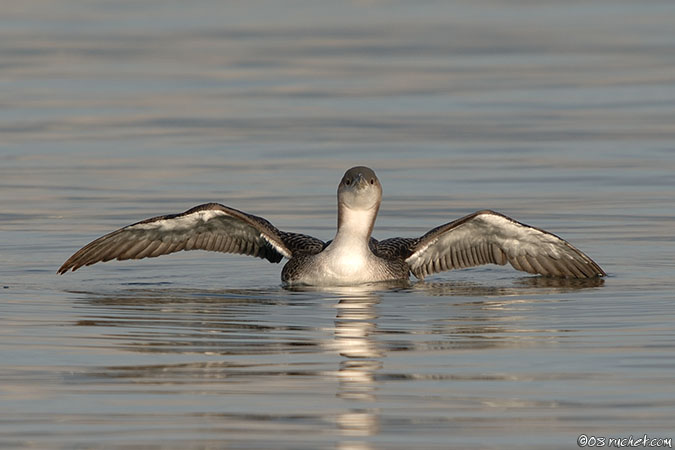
xmin=309 ymin=237 xmax=370 ymax=283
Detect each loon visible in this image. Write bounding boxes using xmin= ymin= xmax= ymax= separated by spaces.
xmin=57 ymin=166 xmax=606 ymax=284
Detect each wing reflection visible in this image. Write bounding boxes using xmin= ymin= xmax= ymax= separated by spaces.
xmin=72 ymin=287 xmax=324 ymax=356
xmin=413 ymin=275 xmax=604 ymax=297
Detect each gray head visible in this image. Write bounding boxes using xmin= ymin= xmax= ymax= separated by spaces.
xmin=337 ymin=166 xmax=382 ymax=211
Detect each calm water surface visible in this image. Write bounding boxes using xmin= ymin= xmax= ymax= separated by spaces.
xmin=2 ymin=1 xmax=675 ymax=448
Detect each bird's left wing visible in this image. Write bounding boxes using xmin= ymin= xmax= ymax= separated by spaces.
xmin=401 ymin=210 xmax=605 ymax=279
xmin=372 ymin=237 xmax=418 ymax=260
xmin=58 ymin=203 xmax=298 ymax=273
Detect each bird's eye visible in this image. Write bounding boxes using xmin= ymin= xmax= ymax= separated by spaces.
xmin=370 ymin=179 xmax=375 ymax=185
xmin=345 ymin=179 xmax=351 ymax=185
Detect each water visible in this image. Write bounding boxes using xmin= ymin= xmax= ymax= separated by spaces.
xmin=2 ymin=0 xmax=675 ymax=448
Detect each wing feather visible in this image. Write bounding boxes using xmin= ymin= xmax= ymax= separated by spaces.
xmin=278 ymin=231 xmax=326 ymax=256
xmin=404 ymin=210 xmax=605 ymax=279
xmin=372 ymin=237 xmax=418 ymax=260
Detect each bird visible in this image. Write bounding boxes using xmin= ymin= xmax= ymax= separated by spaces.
xmin=57 ymin=166 xmax=606 ymax=285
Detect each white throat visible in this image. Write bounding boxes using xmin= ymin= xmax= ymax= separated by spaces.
xmin=335 ymin=204 xmax=377 ymax=245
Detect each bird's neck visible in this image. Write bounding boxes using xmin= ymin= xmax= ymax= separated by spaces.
xmin=334 ymin=203 xmax=378 ymax=250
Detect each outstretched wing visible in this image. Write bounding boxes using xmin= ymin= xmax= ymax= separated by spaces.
xmin=400 ymin=210 xmax=605 ymax=280
xmin=58 ymin=203 xmax=324 ymax=273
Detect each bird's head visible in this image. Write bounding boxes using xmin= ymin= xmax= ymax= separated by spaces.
xmin=338 ymin=166 xmax=382 ymax=212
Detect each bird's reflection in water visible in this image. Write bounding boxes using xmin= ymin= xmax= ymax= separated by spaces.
xmin=331 ymin=286 xmax=384 ymax=443
xmin=332 ymin=291 xmax=383 ymax=405
xmin=330 ymin=288 xmax=383 ymax=406
xmin=336 ymin=440 xmax=376 ymax=450
xmin=287 ymin=283 xmax=408 ymax=442
xmin=72 ymin=277 xmax=603 ymax=445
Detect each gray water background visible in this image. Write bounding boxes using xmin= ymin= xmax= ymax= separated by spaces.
xmin=1 ymin=0 xmax=675 ymax=448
